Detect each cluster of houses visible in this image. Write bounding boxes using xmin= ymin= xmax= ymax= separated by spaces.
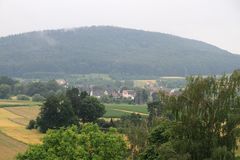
xmin=90 ymin=88 xmax=136 ymax=100
xmin=55 ymin=79 xmax=182 ymax=100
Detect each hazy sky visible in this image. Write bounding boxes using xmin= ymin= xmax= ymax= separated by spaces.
xmin=0 ymin=0 xmax=239 ymax=54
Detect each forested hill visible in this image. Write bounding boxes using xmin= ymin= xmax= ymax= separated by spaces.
xmin=0 ymin=26 xmax=239 ymax=79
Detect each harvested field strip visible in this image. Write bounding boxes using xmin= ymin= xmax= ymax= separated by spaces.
xmin=0 ymin=132 xmax=27 ymax=160
xmin=8 ymin=118 xmax=30 ymax=126
xmin=0 ymin=108 xmax=43 ymax=145
xmin=4 ymin=107 xmax=40 ymax=120
xmin=0 ymin=100 xmax=39 ymax=104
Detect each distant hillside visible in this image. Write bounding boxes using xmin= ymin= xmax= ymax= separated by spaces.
xmin=0 ymin=26 xmax=239 ymax=79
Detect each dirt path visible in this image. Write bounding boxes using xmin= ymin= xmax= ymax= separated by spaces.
xmin=112 ymin=109 xmax=148 ymax=116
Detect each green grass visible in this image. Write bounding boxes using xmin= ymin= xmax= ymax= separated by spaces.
xmin=0 ymin=104 xmax=28 ymax=108
xmin=104 ymin=103 xmax=148 ymax=118
xmin=0 ymin=100 xmax=41 ymax=108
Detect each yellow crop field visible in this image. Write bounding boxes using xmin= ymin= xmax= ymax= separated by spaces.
xmin=0 ymin=100 xmax=43 ymax=160
xmin=5 ymin=107 xmax=40 ymax=121
xmin=0 ymin=132 xmax=27 ymax=160
xmin=0 ymin=99 xmax=39 ymax=105
xmin=0 ymin=108 xmax=43 ymax=144
xmin=133 ymin=80 xmax=157 ymax=88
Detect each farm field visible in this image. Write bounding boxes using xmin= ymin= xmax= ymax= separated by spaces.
xmin=104 ymin=103 xmax=148 ymax=118
xmin=0 ymin=100 xmax=43 ymax=160
xmin=133 ymin=80 xmax=157 ymax=88
xmin=0 ymin=132 xmax=27 ymax=160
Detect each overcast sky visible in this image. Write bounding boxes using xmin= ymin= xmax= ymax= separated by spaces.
xmin=0 ymin=0 xmax=239 ymax=54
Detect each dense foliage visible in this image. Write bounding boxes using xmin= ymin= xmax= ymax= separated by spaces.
xmin=17 ymin=124 xmax=128 ymax=160
xmin=134 ymin=88 xmax=149 ymax=104
xmin=66 ymin=88 xmax=106 ymax=123
xmin=16 ymin=94 xmax=30 ymax=100
xmin=31 ymin=88 xmax=106 ymax=133
xmin=117 ymin=113 xmax=149 ymax=159
xmin=0 ymin=76 xmax=62 ymax=99
xmin=142 ymin=70 xmax=240 ymax=160
xmin=1 ymin=26 xmax=240 ymax=79
xmin=35 ymin=95 xmax=78 ymax=133
xmin=0 ymin=76 xmax=17 ymax=98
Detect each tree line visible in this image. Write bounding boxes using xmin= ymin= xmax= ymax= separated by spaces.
xmin=0 ymin=76 xmax=62 ymax=100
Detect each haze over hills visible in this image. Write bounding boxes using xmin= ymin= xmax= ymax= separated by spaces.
xmin=0 ymin=26 xmax=239 ymax=79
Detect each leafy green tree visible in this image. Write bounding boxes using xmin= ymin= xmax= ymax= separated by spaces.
xmin=17 ymin=124 xmax=128 ymax=160
xmin=24 ymin=80 xmax=62 ymax=97
xmin=118 ymin=113 xmax=149 ymax=159
xmin=35 ymin=95 xmax=78 ymax=133
xmin=147 ymin=101 xmax=163 ymax=126
xmin=142 ymin=71 xmax=240 ymax=160
xmin=134 ymin=89 xmax=149 ymax=104
xmin=32 ymin=94 xmax=45 ymax=102
xmin=0 ymin=76 xmax=17 ymax=85
xmin=0 ymin=84 xmax=11 ymax=99
xmin=79 ymin=96 xmax=106 ymax=123
xmin=66 ymin=88 xmax=106 ymax=123
xmin=66 ymin=88 xmax=81 ymax=114
xmin=17 ymin=94 xmax=30 ymax=100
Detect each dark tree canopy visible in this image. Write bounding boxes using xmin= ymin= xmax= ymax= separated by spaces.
xmin=79 ymin=96 xmax=106 ymax=123
xmin=36 ymin=95 xmax=78 ymax=133
xmin=66 ymin=88 xmax=106 ymax=123
xmin=134 ymin=89 xmax=149 ymax=104
xmin=32 ymin=88 xmax=106 ymax=133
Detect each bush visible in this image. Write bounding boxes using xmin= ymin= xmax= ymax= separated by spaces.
xmin=27 ymin=120 xmax=36 ymax=129
xmin=32 ymin=94 xmax=45 ymax=102
xmin=17 ymin=94 xmax=30 ymax=101
xmin=96 ymin=118 xmax=115 ymax=129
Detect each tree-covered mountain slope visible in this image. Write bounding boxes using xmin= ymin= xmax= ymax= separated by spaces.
xmin=0 ymin=26 xmax=239 ymax=79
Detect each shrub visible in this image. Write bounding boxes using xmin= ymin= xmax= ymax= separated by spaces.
xmin=27 ymin=120 xmax=36 ymax=129
xmin=32 ymin=94 xmax=45 ymax=102
xmin=17 ymin=94 xmax=30 ymax=101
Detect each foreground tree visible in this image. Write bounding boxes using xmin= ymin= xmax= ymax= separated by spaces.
xmin=17 ymin=124 xmax=128 ymax=160
xmin=142 ymin=70 xmax=240 ymax=160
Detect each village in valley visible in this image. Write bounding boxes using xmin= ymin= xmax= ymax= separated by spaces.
xmin=55 ymin=77 xmax=184 ymax=104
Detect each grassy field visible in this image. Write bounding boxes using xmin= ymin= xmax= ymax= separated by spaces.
xmin=104 ymin=103 xmax=148 ymax=118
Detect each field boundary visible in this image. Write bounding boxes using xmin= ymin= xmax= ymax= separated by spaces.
xmin=112 ymin=109 xmax=148 ymax=116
